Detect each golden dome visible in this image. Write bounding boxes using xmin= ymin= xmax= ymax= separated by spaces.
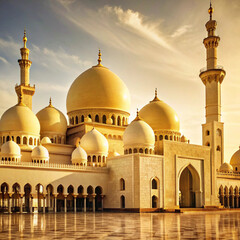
xmin=66 ymin=59 xmax=130 ymax=114
xmin=139 ymin=91 xmax=180 ymax=132
xmin=71 ymin=146 xmax=87 ymax=165
xmin=80 ymin=128 xmax=108 ymax=154
xmin=1 ymin=140 xmax=21 ymax=158
xmin=219 ymin=162 xmax=233 ymax=173
xmin=0 ymin=103 xmax=40 ymax=136
xmin=41 ymin=137 xmax=52 ymax=144
xmin=31 ymin=145 xmax=49 ymax=161
xmin=123 ymin=113 xmax=155 ymax=148
xmin=230 ymin=148 xmax=240 ymax=166
xmin=36 ymin=99 xmax=67 ymax=135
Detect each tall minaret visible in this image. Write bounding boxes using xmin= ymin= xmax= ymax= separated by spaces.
xmin=200 ymin=3 xmax=225 ymax=170
xmin=15 ymin=30 xmax=35 ymax=109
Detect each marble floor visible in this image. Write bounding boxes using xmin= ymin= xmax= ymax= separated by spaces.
xmin=0 ymin=211 xmax=240 ymax=239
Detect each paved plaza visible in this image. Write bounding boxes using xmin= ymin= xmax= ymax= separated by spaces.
xmin=0 ymin=211 xmax=240 ymax=239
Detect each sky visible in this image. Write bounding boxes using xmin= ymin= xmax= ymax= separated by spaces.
xmin=0 ymin=0 xmax=240 ymax=161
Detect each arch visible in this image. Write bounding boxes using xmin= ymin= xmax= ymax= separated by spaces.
xmin=75 ymin=116 xmax=78 ymax=124
xmin=24 ymin=183 xmax=32 ymax=212
xmin=57 ymin=184 xmax=64 ymax=194
xmin=149 ymin=149 xmax=153 ymax=154
xmin=165 ymin=135 xmax=168 ymax=140
xmin=152 ymin=179 xmax=158 ymax=189
xmin=174 ymin=136 xmax=176 ymax=141
xmin=29 ymin=137 xmax=33 ymax=145
xmin=216 ymin=146 xmax=221 ymax=151
xmin=120 ymin=178 xmax=125 ymax=191
xmin=12 ymin=183 xmax=21 ymax=193
xmin=6 ymin=136 xmax=10 ymax=141
xmin=117 ymin=116 xmax=121 ymax=126
xmin=102 ymin=115 xmax=107 ymax=124
xmin=129 ymin=149 xmax=132 ymax=154
xmin=145 ymin=148 xmax=148 ymax=154
xmin=95 ymin=186 xmax=103 ymax=211
xmin=179 ymin=164 xmax=201 ymax=208
xmin=133 ymin=148 xmax=137 ymax=153
xmin=111 ymin=115 xmax=115 ymax=125
xmin=95 ymin=115 xmax=99 ymax=122
xmin=103 ymin=156 xmax=106 ymax=163
xmin=120 ymin=195 xmax=125 ymax=208
xmin=170 ymin=136 xmax=173 ymax=140
xmin=219 ymin=185 xmax=224 ymax=206
xmin=98 ymin=156 xmax=101 ymax=163
xmin=16 ymin=136 xmax=21 ymax=144
xmin=23 ymin=137 xmax=27 ymax=145
xmin=78 ymin=185 xmax=84 ymax=194
xmin=159 ymin=135 xmax=163 ymax=141
xmin=122 ymin=117 xmax=125 ymax=126
xmin=95 ymin=186 xmax=102 ymax=195
xmin=152 ymin=195 xmax=157 ymax=208
xmin=139 ymin=148 xmax=143 ymax=153
xmin=87 ymin=186 xmax=93 ymax=195
xmin=87 ymin=156 xmax=91 ymax=163
xmin=93 ymin=155 xmax=96 ymax=162
xmin=206 ymin=130 xmax=210 ymax=136
xmin=155 ymin=135 xmax=157 ymax=141
xmin=206 ymin=142 xmax=210 ymax=147
xmin=124 ymin=149 xmax=128 ymax=155
xmin=81 ymin=115 xmax=84 ymax=122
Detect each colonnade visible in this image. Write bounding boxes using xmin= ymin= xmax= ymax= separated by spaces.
xmin=219 ymin=185 xmax=240 ymax=208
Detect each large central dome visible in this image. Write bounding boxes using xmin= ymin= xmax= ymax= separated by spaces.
xmin=66 ymin=55 xmax=130 ymax=115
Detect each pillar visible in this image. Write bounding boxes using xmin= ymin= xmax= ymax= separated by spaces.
xmin=64 ymin=195 xmax=67 ymax=213
xmin=54 ymin=195 xmax=57 ymax=213
xmin=236 ymin=195 xmax=239 ymax=208
xmin=20 ymin=195 xmax=23 ymax=213
xmin=92 ymin=194 xmax=96 ymax=213
xmin=231 ymin=194 xmax=234 ymax=208
xmin=43 ymin=195 xmax=46 ymax=213
xmin=226 ymin=195 xmax=229 ymax=208
xmin=101 ymin=195 xmax=104 ymax=211
xmin=83 ymin=195 xmax=87 ymax=213
xmin=8 ymin=195 xmax=12 ymax=213
xmin=74 ymin=195 xmax=77 ymax=213
xmin=30 ymin=197 xmax=33 ymax=213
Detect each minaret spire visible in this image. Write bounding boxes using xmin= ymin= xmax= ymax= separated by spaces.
xmin=209 ymin=1 xmax=213 ymax=20
xmin=15 ymin=29 xmax=35 ymax=109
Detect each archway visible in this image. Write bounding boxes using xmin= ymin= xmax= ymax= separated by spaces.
xmin=57 ymin=185 xmax=64 ymax=212
xmin=179 ymin=165 xmax=201 ymax=208
xmin=95 ymin=186 xmax=103 ymax=211
xmin=24 ymin=184 xmax=32 ymax=212
xmin=152 ymin=196 xmax=157 ymax=208
xmin=12 ymin=183 xmax=21 ymax=212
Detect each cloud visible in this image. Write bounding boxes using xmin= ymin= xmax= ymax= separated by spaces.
xmin=171 ymin=25 xmax=192 ymax=38
xmin=0 ymin=56 xmax=8 ymax=64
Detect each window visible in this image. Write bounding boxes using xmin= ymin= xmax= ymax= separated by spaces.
xmin=29 ymin=137 xmax=33 ymax=145
xmin=216 ymin=146 xmax=221 ymax=151
xmin=81 ymin=115 xmax=84 ymax=122
xmin=102 ymin=115 xmax=106 ymax=124
xmin=120 ymin=178 xmax=125 ymax=191
xmin=111 ymin=115 xmax=115 ymax=125
xmin=117 ymin=116 xmax=121 ymax=126
xmin=152 ymin=179 xmax=157 ymax=189
xmin=120 ymin=195 xmax=125 ymax=208
xmin=139 ymin=148 xmax=143 ymax=153
xmin=206 ymin=142 xmax=210 ymax=147
xmin=159 ymin=135 xmax=163 ymax=140
xmin=16 ymin=136 xmax=21 ymax=144
xmin=23 ymin=137 xmax=27 ymax=144
xmin=93 ymin=155 xmax=96 ymax=162
xmin=206 ymin=130 xmax=210 ymax=136
xmin=133 ymin=148 xmax=137 ymax=153
xmin=98 ymin=156 xmax=101 ymax=162
xmin=95 ymin=115 xmax=99 ymax=122
xmin=165 ymin=135 xmax=168 ymax=140
xmin=87 ymin=156 xmax=91 ymax=162
xmin=75 ymin=116 xmax=78 ymax=124
xmin=129 ymin=149 xmax=132 ymax=154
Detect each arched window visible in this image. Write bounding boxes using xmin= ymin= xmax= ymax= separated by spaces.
xmin=95 ymin=115 xmax=99 ymax=122
xmin=3 ymin=136 xmax=5 ymax=143
xmin=93 ymin=155 xmax=96 ymax=162
xmin=170 ymin=136 xmax=173 ymax=140
xmin=152 ymin=196 xmax=157 ymax=208
xmin=236 ymin=167 xmax=238 ymax=171
xmin=216 ymin=129 xmax=222 ymax=136
xmin=122 ymin=117 xmax=125 ymax=126
xmin=174 ymin=136 xmax=176 ymax=141
xmin=120 ymin=178 xmax=125 ymax=191
xmin=206 ymin=142 xmax=210 ymax=147
xmin=34 ymin=138 xmax=36 ymax=145
xmin=216 ymin=146 xmax=221 ymax=151
xmin=6 ymin=136 xmax=10 ymax=141
xmin=133 ymin=148 xmax=137 ymax=153
xmin=111 ymin=115 xmax=115 ymax=125
xmin=29 ymin=137 xmax=33 ymax=145
xmin=165 ymin=135 xmax=168 ymax=140
xmin=103 ymin=156 xmax=106 ymax=163
xmin=16 ymin=136 xmax=21 ymax=144
xmin=124 ymin=149 xmax=128 ymax=154
xmin=139 ymin=148 xmax=143 ymax=153
xmin=81 ymin=115 xmax=84 ymax=122
xmin=87 ymin=156 xmax=91 ymax=162
xmin=145 ymin=148 xmax=148 ymax=154
xmin=75 ymin=116 xmax=78 ymax=124
xmin=88 ymin=114 xmax=91 ymax=119
xmin=120 ymin=196 xmax=125 ymax=208
xmin=149 ymin=149 xmax=153 ymax=154
xmin=206 ymin=130 xmax=210 ymax=136
xmin=159 ymin=135 xmax=163 ymax=140
xmin=98 ymin=156 xmax=101 ymax=162
xmin=23 ymin=137 xmax=27 ymax=144
xmin=129 ymin=149 xmax=132 ymax=154
xmin=155 ymin=135 xmax=157 ymax=141
xmin=72 ymin=117 xmax=74 ymax=125
xmin=117 ymin=116 xmax=121 ymax=126
xmin=152 ymin=179 xmax=157 ymax=189
xmin=102 ymin=115 xmax=106 ymax=124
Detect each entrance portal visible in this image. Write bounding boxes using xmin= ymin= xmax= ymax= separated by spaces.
xmin=179 ymin=165 xmax=201 ymax=208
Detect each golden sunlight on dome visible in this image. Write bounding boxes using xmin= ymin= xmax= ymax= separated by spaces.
xmin=230 ymin=147 xmax=240 ymax=172
xmin=139 ymin=89 xmax=180 ymax=132
xmin=219 ymin=162 xmax=233 ymax=173
xmin=41 ymin=136 xmax=52 ymax=144
xmin=36 ymin=98 xmax=67 ymax=135
xmin=31 ymin=145 xmax=49 ymax=162
xmin=66 ymin=51 xmax=130 ymax=114
xmin=0 ymin=101 xmax=40 ymax=136
xmin=1 ymin=140 xmax=21 ymax=157
xmin=80 ymin=128 xmax=108 ymax=154
xmin=71 ymin=145 xmax=87 ymax=165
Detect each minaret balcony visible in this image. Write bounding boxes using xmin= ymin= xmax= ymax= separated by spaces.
xmin=199 ymin=66 xmax=226 ymax=85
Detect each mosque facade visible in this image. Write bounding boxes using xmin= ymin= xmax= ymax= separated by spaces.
xmin=0 ymin=4 xmax=239 ymax=213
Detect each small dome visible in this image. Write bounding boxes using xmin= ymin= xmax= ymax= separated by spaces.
xmin=41 ymin=137 xmax=52 ymax=144
xmin=66 ymin=59 xmax=130 ymax=115
xmin=0 ymin=103 xmax=40 ymax=136
xmin=80 ymin=128 xmax=108 ymax=154
xmin=31 ymin=145 xmax=49 ymax=161
xmin=71 ymin=146 xmax=87 ymax=165
xmin=123 ymin=114 xmax=155 ymax=148
xmin=219 ymin=162 xmax=233 ymax=173
xmin=108 ymin=151 xmax=120 ymax=158
xmin=36 ymin=99 xmax=67 ymax=136
xmin=230 ymin=148 xmax=240 ymax=166
xmin=139 ymin=91 xmax=180 ymax=132
xmin=1 ymin=140 xmax=21 ymax=157
xmin=181 ymin=135 xmax=188 ymax=143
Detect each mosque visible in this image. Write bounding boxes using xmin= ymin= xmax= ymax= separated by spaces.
xmin=0 ymin=4 xmax=239 ymax=214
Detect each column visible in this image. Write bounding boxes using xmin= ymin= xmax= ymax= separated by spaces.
xmin=8 ymin=195 xmax=12 ymax=213
xmin=92 ymin=194 xmax=96 ymax=213
xmin=231 ymin=194 xmax=235 ymax=208
xmin=64 ymin=195 xmax=67 ymax=213
xmin=226 ymin=195 xmax=229 ymax=208
xmin=54 ymin=195 xmax=57 ymax=213
xmin=30 ymin=197 xmax=33 ymax=213
xmin=43 ymin=195 xmax=46 ymax=213
xmin=101 ymin=195 xmax=104 ymax=211
xmin=73 ymin=195 xmax=77 ymax=213
xmin=20 ymin=195 xmax=23 ymax=213
xmin=236 ymin=195 xmax=239 ymax=208
xmin=83 ymin=195 xmax=87 ymax=213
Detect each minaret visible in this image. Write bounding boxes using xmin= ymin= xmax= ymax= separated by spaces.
xmin=200 ymin=3 xmax=225 ymax=169
xmin=15 ymin=30 xmax=35 ymax=109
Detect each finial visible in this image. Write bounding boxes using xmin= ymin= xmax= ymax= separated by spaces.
xmin=23 ymin=28 xmax=27 ymax=48
xmin=208 ymin=1 xmax=214 ymax=20
xmin=97 ymin=49 xmax=103 ymax=66
xmin=49 ymin=97 xmax=53 ymax=107
xmin=134 ymin=108 xmax=141 ymax=121
xmin=155 ymin=88 xmax=157 ymax=98
xmin=152 ymin=88 xmax=160 ymax=102
xmin=136 ymin=108 xmax=139 ymax=117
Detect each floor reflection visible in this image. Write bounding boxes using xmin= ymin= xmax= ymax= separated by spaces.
xmin=0 ymin=211 xmax=240 ymax=239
